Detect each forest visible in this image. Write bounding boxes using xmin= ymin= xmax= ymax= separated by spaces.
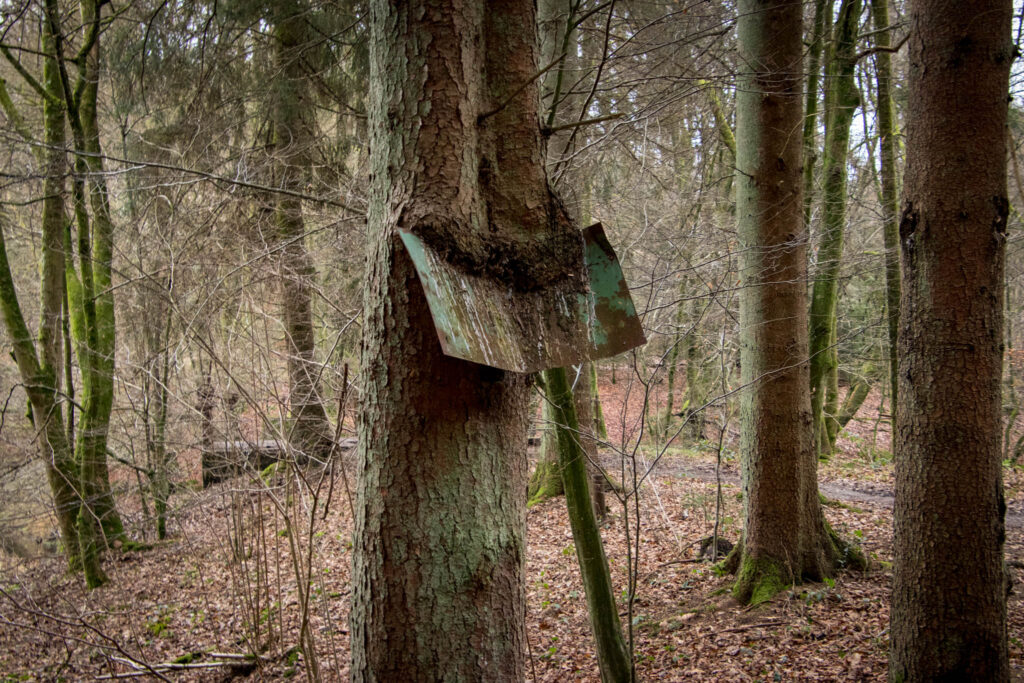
xmin=0 ymin=0 xmax=1020 ymax=680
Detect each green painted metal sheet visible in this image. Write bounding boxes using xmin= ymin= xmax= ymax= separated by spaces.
xmin=399 ymin=223 xmax=645 ymax=372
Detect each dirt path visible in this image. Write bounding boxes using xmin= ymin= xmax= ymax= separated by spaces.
xmin=598 ymin=452 xmax=1024 ymax=528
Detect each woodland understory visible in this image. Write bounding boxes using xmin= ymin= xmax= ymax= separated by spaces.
xmin=2 ymin=377 xmax=1024 ymax=681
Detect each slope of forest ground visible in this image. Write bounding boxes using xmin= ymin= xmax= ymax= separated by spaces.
xmin=1 ymin=377 xmax=1023 ymax=681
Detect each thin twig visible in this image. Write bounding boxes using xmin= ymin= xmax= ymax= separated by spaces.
xmin=544 ymin=113 xmax=624 ymax=135
xmin=718 ymin=620 xmax=784 ymax=635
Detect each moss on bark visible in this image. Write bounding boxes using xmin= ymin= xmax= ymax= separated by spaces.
xmin=732 ymin=554 xmax=789 ymax=606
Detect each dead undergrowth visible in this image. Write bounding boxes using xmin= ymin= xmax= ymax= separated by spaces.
xmin=2 ymin=374 xmax=1023 ymax=681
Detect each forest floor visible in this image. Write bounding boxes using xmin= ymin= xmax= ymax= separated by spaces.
xmin=1 ymin=375 xmax=1023 ymax=681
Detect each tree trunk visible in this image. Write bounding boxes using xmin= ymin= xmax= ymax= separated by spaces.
xmin=352 ymin=0 xmax=560 ymax=678
xmin=835 ymin=366 xmax=872 ymax=434
xmin=0 ymin=22 xmax=87 ymax=578
xmin=46 ymin=0 xmax=125 ymax=555
xmin=808 ymin=0 xmax=862 ymax=457
xmin=731 ymin=0 xmax=840 ymax=605
xmin=271 ymin=0 xmax=335 ymax=462
xmin=529 ymin=364 xmax=607 ymax=517
xmin=528 ymin=396 xmax=565 ymax=506
xmin=591 ymin=362 xmax=608 ymax=440
xmin=573 ymin=363 xmax=607 ymax=520
xmin=889 ymin=1 xmax=1012 ymax=679
xmin=545 ymin=366 xmax=631 ymax=682
xmin=802 ymin=0 xmax=832 ymax=229
xmin=871 ymin=0 xmax=901 ymax=418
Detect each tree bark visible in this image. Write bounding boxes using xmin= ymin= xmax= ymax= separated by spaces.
xmin=889 ymin=1 xmax=1012 ymax=679
xmin=731 ymin=0 xmax=841 ymax=605
xmin=352 ymin=0 xmax=564 ymax=678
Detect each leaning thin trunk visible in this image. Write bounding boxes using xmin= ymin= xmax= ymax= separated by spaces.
xmin=545 ymin=366 xmax=631 ymax=682
xmin=835 ymin=366 xmax=872 ymax=434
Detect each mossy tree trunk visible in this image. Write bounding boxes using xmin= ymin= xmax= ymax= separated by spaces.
xmin=271 ymin=0 xmax=335 ymax=462
xmin=731 ymin=0 xmax=840 ymax=606
xmin=529 ymin=365 xmax=606 ymax=518
xmin=871 ymin=0 xmax=901 ymax=419
xmin=0 ymin=26 xmax=85 ymax=578
xmin=889 ymin=1 xmax=1012 ymax=679
xmin=352 ymin=0 xmax=567 ymax=677
xmin=574 ymin=363 xmax=607 ymax=519
xmin=834 ymin=366 xmax=872 ymax=435
xmin=45 ymin=0 xmax=125 ymax=563
xmin=802 ymin=0 xmax=832 ymax=229
xmin=808 ymin=0 xmax=862 ymax=457
xmin=545 ymin=366 xmax=631 ymax=682
xmin=528 ymin=397 xmax=565 ymax=506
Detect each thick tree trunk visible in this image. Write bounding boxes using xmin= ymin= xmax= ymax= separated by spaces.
xmin=889 ymin=1 xmax=1012 ymax=679
xmin=871 ymin=0 xmax=901 ymax=418
xmin=731 ymin=0 xmax=838 ymax=605
xmin=272 ymin=0 xmax=335 ymax=463
xmin=809 ymin=0 xmax=862 ymax=457
xmin=352 ymin=0 xmax=562 ymax=678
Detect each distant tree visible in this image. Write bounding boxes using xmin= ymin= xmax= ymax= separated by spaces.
xmin=808 ymin=0 xmax=863 ymax=455
xmin=889 ymin=0 xmax=1013 ymax=679
xmin=269 ymin=0 xmax=335 ymax=461
xmin=870 ymin=0 xmax=901 ymax=416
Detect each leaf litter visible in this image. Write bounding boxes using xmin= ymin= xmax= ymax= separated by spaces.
xmin=0 ymin=378 xmax=1022 ymax=681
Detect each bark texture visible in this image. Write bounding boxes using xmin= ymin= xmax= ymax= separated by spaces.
xmin=889 ymin=1 xmax=1012 ymax=679
xmin=732 ymin=0 xmax=836 ymax=605
xmin=352 ymin=0 xmax=568 ymax=678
